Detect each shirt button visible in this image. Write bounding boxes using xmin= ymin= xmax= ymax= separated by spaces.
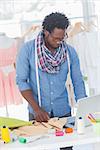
xmin=51 ymin=102 xmax=53 ymax=105
xmin=51 ymin=92 xmax=53 ymax=95
xmin=50 ymin=81 xmax=53 ymax=85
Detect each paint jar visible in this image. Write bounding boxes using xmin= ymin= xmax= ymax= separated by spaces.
xmin=77 ymin=117 xmax=85 ymax=134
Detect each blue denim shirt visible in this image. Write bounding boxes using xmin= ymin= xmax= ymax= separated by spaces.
xmin=16 ymin=40 xmax=86 ymax=117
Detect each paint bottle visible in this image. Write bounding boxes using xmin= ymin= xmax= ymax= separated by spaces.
xmin=77 ymin=117 xmax=85 ymax=134
xmin=1 ymin=125 xmax=11 ymax=143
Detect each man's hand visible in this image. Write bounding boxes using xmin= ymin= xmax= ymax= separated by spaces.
xmin=34 ymin=107 xmax=50 ymax=122
xmin=20 ymin=90 xmax=50 ymax=122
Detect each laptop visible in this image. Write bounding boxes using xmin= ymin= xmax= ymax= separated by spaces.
xmin=65 ymin=94 xmax=100 ymax=128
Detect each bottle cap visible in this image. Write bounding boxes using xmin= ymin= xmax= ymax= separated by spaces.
xmin=65 ymin=127 xmax=73 ymax=133
xmin=19 ymin=138 xmax=27 ymax=143
xmin=79 ymin=117 xmax=82 ymax=119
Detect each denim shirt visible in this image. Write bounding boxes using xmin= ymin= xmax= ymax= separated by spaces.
xmin=16 ymin=40 xmax=86 ymax=117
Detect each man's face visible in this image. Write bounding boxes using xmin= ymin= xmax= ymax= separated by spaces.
xmin=44 ymin=28 xmax=66 ymax=50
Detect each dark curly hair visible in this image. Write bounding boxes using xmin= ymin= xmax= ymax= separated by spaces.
xmin=42 ymin=12 xmax=69 ymax=33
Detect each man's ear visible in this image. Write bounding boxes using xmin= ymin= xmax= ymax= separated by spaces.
xmin=44 ymin=30 xmax=49 ymax=37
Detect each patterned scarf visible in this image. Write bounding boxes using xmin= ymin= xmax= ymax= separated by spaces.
xmin=36 ymin=31 xmax=67 ymax=73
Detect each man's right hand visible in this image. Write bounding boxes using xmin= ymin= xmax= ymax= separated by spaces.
xmin=20 ymin=90 xmax=49 ymax=122
xmin=34 ymin=107 xmax=50 ymax=122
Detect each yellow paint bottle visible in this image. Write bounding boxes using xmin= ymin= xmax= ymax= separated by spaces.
xmin=1 ymin=126 xmax=11 ymax=143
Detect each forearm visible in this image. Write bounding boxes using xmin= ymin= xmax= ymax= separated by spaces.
xmin=21 ymin=89 xmax=50 ymax=122
xmin=21 ymin=89 xmax=39 ymax=112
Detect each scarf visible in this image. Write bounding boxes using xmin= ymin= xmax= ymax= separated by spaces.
xmin=36 ymin=31 xmax=67 ymax=73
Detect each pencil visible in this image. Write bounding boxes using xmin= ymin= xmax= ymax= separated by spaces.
xmin=87 ymin=115 xmax=96 ymax=123
xmin=89 ymin=113 xmax=96 ymax=122
xmin=40 ymin=122 xmax=48 ymax=128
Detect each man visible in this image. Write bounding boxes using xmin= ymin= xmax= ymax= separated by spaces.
xmin=16 ymin=12 xmax=86 ymax=150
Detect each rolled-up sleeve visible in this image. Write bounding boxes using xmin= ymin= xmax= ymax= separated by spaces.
xmin=16 ymin=43 xmax=31 ymax=91
xmin=69 ymin=46 xmax=87 ymax=101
